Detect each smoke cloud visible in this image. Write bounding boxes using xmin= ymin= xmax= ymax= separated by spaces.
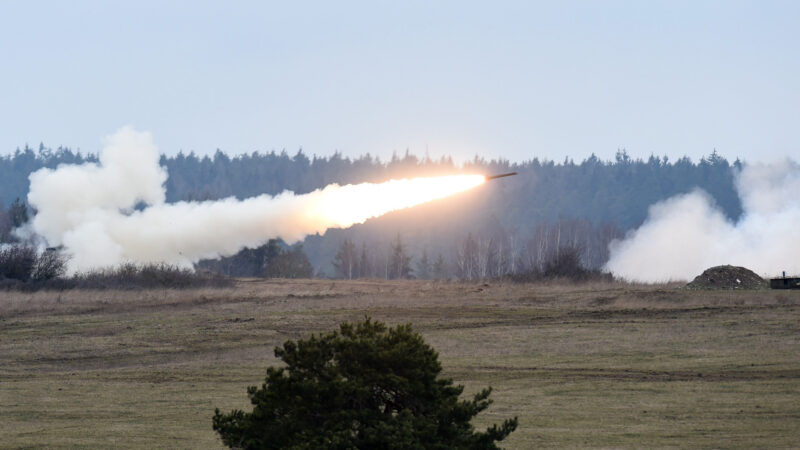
xmin=605 ymin=160 xmax=800 ymax=282
xmin=23 ymin=127 xmax=484 ymax=273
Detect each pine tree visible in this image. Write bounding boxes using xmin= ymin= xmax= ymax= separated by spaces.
xmin=0 ymin=201 xmax=11 ymax=243
xmin=263 ymin=245 xmax=313 ymax=278
xmin=432 ymin=253 xmax=448 ymax=279
xmin=332 ymin=238 xmax=358 ymax=279
xmin=389 ymin=234 xmax=412 ymax=279
xmin=358 ymin=241 xmax=371 ymax=278
xmin=416 ymin=249 xmax=430 ymax=279
xmin=213 ymin=318 xmax=518 ymax=449
xmin=8 ymin=198 xmax=28 ymax=229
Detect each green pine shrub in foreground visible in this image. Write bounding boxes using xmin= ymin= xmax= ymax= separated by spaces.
xmin=213 ymin=318 xmax=518 ymax=449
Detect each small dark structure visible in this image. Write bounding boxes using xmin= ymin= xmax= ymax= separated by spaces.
xmin=770 ymin=272 xmax=800 ymax=289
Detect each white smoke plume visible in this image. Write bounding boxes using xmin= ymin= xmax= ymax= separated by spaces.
xmin=23 ymin=127 xmax=484 ymax=273
xmin=605 ymin=160 xmax=800 ymax=282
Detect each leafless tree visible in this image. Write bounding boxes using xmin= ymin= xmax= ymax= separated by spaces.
xmin=332 ymin=239 xmax=358 ymax=279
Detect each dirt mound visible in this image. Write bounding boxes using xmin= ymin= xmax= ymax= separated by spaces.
xmin=686 ymin=265 xmax=766 ymax=290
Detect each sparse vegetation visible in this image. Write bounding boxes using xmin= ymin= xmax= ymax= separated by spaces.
xmin=72 ymin=263 xmax=232 ymax=289
xmin=509 ymin=245 xmax=613 ymax=283
xmin=263 ymin=245 xmax=314 ymax=279
xmin=0 ymin=245 xmax=67 ymax=288
xmin=32 ymin=248 xmax=68 ymax=281
xmin=0 ymin=244 xmax=37 ymax=281
xmin=0 ymin=254 xmax=231 ymax=291
xmin=541 ymin=245 xmax=590 ymax=279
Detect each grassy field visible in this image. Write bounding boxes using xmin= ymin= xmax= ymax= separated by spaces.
xmin=1 ymin=279 xmax=799 ymax=448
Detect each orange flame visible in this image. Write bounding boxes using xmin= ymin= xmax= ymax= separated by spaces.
xmin=310 ymin=174 xmax=486 ymax=227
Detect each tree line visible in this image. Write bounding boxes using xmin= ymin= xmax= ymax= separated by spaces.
xmin=2 ymin=144 xmax=742 ymax=277
xmin=2 ymin=144 xmax=741 ymax=225
xmin=328 ymin=219 xmax=621 ymax=281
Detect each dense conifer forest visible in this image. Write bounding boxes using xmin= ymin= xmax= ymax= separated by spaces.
xmin=1 ymin=144 xmax=742 ymax=277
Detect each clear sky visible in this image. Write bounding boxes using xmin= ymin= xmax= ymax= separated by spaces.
xmin=1 ymin=0 xmax=798 ymax=163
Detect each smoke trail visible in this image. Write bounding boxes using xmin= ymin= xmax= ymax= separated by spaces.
xmin=22 ymin=127 xmax=484 ymax=272
xmin=604 ymin=160 xmax=800 ymax=282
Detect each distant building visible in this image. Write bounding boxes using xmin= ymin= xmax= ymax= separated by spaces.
xmin=770 ymin=272 xmax=800 ymax=289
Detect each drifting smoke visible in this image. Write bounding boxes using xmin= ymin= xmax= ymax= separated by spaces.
xmin=23 ymin=127 xmax=485 ymax=273
xmin=605 ymin=160 xmax=800 ymax=282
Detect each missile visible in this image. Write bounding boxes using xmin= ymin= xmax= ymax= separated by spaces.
xmin=485 ymin=172 xmax=518 ymax=180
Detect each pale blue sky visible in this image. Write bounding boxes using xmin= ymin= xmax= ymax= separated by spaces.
xmin=1 ymin=0 xmax=798 ymax=163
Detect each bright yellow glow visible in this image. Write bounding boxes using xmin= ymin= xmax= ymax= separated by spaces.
xmin=310 ymin=174 xmax=486 ymax=227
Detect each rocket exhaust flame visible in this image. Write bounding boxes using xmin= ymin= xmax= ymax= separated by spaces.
xmin=21 ymin=127 xmax=486 ymax=272
xmin=312 ymin=174 xmax=485 ymax=227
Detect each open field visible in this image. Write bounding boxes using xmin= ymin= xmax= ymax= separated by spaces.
xmin=1 ymin=279 xmax=799 ymax=448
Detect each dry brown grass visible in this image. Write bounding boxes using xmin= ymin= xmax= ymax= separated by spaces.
xmin=2 ymin=279 xmax=799 ymax=448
